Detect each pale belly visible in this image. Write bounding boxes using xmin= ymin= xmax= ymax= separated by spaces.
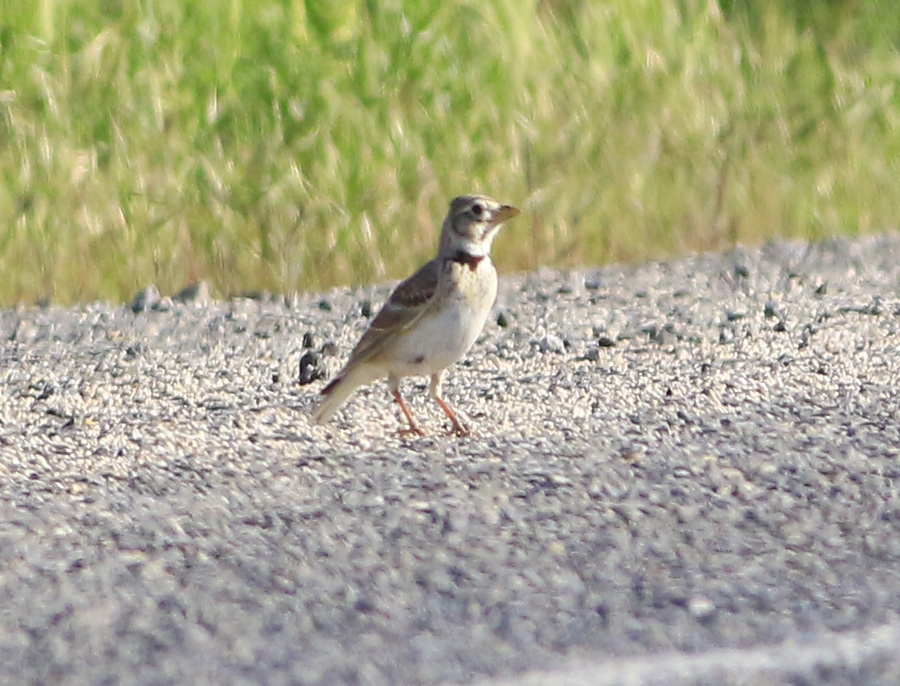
xmin=388 ymin=289 xmax=492 ymax=377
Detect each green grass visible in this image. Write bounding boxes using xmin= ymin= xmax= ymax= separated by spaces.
xmin=1 ymin=0 xmax=898 ymax=305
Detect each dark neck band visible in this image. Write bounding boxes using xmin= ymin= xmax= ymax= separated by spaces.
xmin=451 ymin=252 xmax=485 ymax=270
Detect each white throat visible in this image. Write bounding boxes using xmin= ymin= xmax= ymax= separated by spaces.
xmin=440 ymin=226 xmax=499 ymax=259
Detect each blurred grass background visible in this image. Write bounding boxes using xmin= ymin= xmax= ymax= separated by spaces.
xmin=1 ymin=0 xmax=898 ymax=305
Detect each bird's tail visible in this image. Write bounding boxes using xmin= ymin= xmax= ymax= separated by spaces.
xmin=309 ymin=365 xmax=375 ymax=425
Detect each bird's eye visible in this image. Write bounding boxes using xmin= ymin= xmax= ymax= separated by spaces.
xmin=471 ymin=203 xmax=484 ymax=217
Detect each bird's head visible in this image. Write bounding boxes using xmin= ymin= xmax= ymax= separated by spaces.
xmin=439 ymin=195 xmax=519 ymax=257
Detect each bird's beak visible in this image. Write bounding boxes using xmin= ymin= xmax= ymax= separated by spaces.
xmin=490 ymin=205 xmax=520 ymax=225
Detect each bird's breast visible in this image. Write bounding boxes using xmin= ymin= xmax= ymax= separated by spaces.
xmin=387 ymin=259 xmax=497 ymax=375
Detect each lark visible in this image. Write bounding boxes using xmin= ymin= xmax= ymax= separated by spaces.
xmin=310 ymin=194 xmax=519 ymax=436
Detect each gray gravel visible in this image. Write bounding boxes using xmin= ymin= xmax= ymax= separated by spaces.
xmin=2 ymin=234 xmax=900 ymax=686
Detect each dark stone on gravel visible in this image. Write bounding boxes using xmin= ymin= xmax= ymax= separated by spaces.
xmin=173 ymin=281 xmax=211 ymax=305
xmin=130 ymin=284 xmax=161 ymax=313
xmin=298 ymin=350 xmax=325 ymax=385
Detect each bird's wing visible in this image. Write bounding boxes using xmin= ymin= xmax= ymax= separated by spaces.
xmin=345 ymin=258 xmax=442 ymax=365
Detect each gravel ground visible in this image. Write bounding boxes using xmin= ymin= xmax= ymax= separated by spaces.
xmin=2 ymin=234 xmax=900 ymax=686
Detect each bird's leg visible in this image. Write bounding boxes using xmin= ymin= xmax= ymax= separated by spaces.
xmin=393 ymin=389 xmax=425 ymax=436
xmin=429 ymin=373 xmax=469 ymax=437
xmin=390 ymin=377 xmax=425 ymax=436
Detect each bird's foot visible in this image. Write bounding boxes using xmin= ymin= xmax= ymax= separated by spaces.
xmin=446 ymin=419 xmax=470 ymax=437
xmin=398 ymin=423 xmax=426 ymax=438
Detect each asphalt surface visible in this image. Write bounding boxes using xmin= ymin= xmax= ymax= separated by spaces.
xmin=2 ymin=234 xmax=900 ymax=685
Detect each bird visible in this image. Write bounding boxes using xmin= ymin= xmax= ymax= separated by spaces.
xmin=310 ymin=194 xmax=520 ymax=436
